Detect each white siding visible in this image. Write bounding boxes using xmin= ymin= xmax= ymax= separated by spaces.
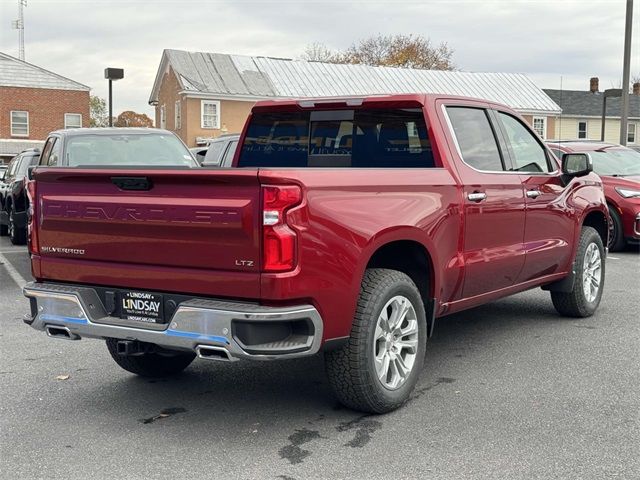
xmin=553 ymin=116 xmax=639 ymax=144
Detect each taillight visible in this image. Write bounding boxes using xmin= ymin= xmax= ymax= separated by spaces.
xmin=262 ymin=185 xmax=302 ymax=272
xmin=26 ymin=179 xmax=38 ymax=255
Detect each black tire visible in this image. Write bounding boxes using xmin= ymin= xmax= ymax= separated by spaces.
xmin=325 ymin=268 xmax=427 ymax=414
xmin=551 ymin=226 xmax=605 ymax=318
xmin=105 ymin=338 xmax=196 ymax=377
xmin=0 ymin=221 xmax=6 ymax=236
xmin=8 ymin=207 xmax=26 ymax=245
xmin=608 ymin=206 xmax=626 ymax=252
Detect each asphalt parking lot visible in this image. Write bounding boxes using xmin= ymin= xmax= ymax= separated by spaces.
xmin=1 ymin=237 xmax=638 ymax=480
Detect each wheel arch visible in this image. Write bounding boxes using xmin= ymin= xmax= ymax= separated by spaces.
xmin=361 ymin=230 xmax=438 ymax=336
xmin=582 ymin=208 xmax=609 ymax=250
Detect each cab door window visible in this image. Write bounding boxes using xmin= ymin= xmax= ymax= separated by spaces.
xmin=39 ymin=138 xmax=56 ymax=166
xmin=47 ymin=138 xmax=62 ymax=166
xmin=446 ymin=107 xmax=505 ymax=172
xmin=498 ymin=113 xmax=553 ymax=173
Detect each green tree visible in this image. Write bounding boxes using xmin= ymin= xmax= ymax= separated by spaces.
xmin=89 ymin=95 xmax=109 ymax=127
xmin=302 ymin=34 xmax=455 ymax=71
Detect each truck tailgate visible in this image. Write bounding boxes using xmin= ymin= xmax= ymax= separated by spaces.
xmin=33 ymin=168 xmax=261 ymax=295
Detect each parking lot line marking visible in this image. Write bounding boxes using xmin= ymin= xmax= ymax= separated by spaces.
xmin=0 ymin=251 xmax=27 ymax=288
xmin=608 ymin=256 xmax=620 ymax=260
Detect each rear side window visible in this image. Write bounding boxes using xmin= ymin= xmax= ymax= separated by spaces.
xmin=17 ymin=155 xmax=39 ymax=176
xmin=446 ymin=107 xmax=504 ymax=171
xmin=238 ymin=108 xmax=434 ymax=168
xmin=498 ymin=113 xmax=552 ymax=173
xmin=6 ymin=157 xmax=19 ymax=176
xmin=203 ymin=140 xmax=226 ymax=165
xmin=221 ymin=140 xmax=238 ymax=166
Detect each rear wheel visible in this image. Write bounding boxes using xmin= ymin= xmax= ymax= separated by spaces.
xmin=106 ymin=338 xmax=196 ymax=377
xmin=8 ymin=207 xmax=26 ymax=245
xmin=551 ymin=226 xmax=605 ymax=317
xmin=608 ymin=206 xmax=626 ymax=252
xmin=325 ymin=268 xmax=427 ymax=413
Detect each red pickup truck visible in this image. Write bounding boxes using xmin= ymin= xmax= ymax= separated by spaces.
xmin=23 ymin=94 xmax=608 ymax=413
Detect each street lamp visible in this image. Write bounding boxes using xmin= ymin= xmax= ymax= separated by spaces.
xmin=104 ymin=67 xmax=124 ymax=127
xmin=601 ymin=88 xmax=622 ymax=142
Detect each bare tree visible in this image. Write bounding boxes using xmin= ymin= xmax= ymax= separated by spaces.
xmin=301 ymin=34 xmax=455 ymax=71
xmin=301 ymin=42 xmax=340 ymax=63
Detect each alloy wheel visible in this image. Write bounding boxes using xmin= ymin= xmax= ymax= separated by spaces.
xmin=582 ymin=243 xmax=602 ymax=303
xmin=8 ymin=210 xmax=14 ymax=239
xmin=373 ymin=295 xmax=419 ymax=390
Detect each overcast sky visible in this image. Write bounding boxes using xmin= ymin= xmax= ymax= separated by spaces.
xmin=1 ymin=0 xmax=638 ymax=118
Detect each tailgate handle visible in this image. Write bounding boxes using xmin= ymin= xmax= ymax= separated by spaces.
xmin=111 ymin=177 xmax=153 ymax=191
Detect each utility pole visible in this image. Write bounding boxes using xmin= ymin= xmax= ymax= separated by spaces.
xmin=620 ymin=0 xmax=634 ymax=145
xmin=11 ymin=0 xmax=27 ymax=61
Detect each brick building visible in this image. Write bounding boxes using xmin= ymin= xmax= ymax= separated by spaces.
xmin=0 ymin=52 xmax=90 ymax=163
xmin=149 ymin=49 xmax=561 ymax=147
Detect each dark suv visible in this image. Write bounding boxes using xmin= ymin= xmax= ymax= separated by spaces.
xmin=0 ymin=149 xmax=40 ymax=244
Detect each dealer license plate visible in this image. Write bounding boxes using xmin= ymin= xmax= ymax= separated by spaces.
xmin=119 ymin=290 xmax=164 ymax=323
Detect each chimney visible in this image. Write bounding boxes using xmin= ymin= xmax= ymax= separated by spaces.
xmin=633 ymin=82 xmax=640 ymax=95
xmin=590 ymin=77 xmax=599 ymax=93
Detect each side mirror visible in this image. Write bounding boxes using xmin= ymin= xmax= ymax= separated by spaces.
xmin=27 ymin=166 xmax=37 ymax=180
xmin=562 ymin=153 xmax=593 ymax=177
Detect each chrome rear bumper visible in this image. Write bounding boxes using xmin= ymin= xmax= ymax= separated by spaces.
xmin=23 ymin=282 xmax=323 ymax=360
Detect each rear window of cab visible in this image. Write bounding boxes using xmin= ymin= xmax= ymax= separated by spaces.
xmin=238 ymin=108 xmax=435 ymax=168
xmin=63 ymin=134 xmax=197 ymax=167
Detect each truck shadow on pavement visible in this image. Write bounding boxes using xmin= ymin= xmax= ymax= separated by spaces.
xmin=69 ymin=290 xmax=596 ymax=469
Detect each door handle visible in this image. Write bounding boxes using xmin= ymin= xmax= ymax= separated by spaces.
xmin=526 ymin=189 xmax=542 ymax=198
xmin=467 ymin=192 xmax=487 ymax=202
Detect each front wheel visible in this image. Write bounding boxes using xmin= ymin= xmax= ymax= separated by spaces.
xmin=325 ymin=268 xmax=427 ymax=413
xmin=551 ymin=226 xmax=605 ymax=317
xmin=106 ymin=339 xmax=196 ymax=377
xmin=608 ymin=206 xmax=626 ymax=252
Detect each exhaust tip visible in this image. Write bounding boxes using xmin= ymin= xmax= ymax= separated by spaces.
xmin=45 ymin=325 xmax=80 ymax=341
xmin=196 ymin=345 xmax=235 ymax=362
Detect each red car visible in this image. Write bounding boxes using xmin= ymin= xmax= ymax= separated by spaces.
xmin=548 ymin=141 xmax=640 ymax=251
xmin=23 ymin=94 xmax=608 ymax=413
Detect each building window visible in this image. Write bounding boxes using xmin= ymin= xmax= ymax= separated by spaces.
xmin=160 ymin=105 xmax=166 ymax=129
xmin=201 ymin=100 xmax=220 ymax=129
xmin=10 ymin=111 xmax=29 ymax=136
xmin=64 ymin=113 xmax=82 ymax=129
xmin=175 ymin=100 xmax=181 ymax=130
xmin=578 ymin=121 xmax=588 ymax=139
xmin=532 ymin=116 xmax=546 ymax=139
xmin=628 ymin=123 xmax=636 ymax=144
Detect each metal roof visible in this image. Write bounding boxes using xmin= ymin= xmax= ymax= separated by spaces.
xmin=0 ymin=52 xmax=90 ymax=91
xmin=149 ymin=49 xmax=561 ymax=114
xmin=544 ymin=89 xmax=640 ymax=119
